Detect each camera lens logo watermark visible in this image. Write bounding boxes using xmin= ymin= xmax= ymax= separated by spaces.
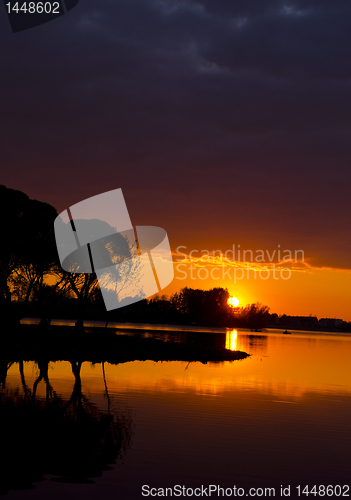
xmin=4 ymin=0 xmax=79 ymax=33
xmin=54 ymin=188 xmax=174 ymax=311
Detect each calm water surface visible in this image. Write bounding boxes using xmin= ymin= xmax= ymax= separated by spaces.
xmin=1 ymin=328 xmax=350 ymax=499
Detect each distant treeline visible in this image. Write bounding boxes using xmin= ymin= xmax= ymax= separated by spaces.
xmin=19 ymin=286 xmax=272 ymax=330
xmin=1 ymin=185 xmax=351 ymax=332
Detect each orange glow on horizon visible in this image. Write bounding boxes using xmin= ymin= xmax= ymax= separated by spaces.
xmin=160 ymin=260 xmax=351 ymax=322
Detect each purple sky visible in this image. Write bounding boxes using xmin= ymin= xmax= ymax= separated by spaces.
xmin=1 ymin=0 xmax=351 ymax=270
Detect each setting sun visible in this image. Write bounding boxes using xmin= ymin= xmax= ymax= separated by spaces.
xmin=228 ymin=296 xmax=240 ymax=308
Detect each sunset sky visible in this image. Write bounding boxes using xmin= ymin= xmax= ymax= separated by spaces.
xmin=1 ymin=0 xmax=351 ymax=320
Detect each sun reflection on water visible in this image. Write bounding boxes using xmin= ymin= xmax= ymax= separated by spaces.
xmin=225 ymin=329 xmax=238 ymax=351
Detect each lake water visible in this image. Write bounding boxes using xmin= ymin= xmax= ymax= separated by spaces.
xmin=1 ymin=327 xmax=350 ymax=499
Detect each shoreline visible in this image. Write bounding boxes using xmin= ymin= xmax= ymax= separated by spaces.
xmin=20 ymin=317 xmax=351 ymax=336
xmin=1 ymin=324 xmax=250 ymax=364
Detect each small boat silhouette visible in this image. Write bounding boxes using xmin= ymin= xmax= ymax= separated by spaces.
xmin=283 ymin=330 xmax=291 ymax=335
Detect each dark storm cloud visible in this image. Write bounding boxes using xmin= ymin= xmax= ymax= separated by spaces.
xmin=1 ymin=0 xmax=351 ymax=269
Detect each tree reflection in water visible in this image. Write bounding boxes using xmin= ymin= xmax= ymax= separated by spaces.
xmin=0 ymin=360 xmax=133 ymax=494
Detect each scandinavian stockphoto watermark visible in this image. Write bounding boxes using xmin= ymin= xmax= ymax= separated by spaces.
xmin=54 ymin=188 xmax=174 ymax=312
xmin=174 ymin=245 xmax=305 ymax=283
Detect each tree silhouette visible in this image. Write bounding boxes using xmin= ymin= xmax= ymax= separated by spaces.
xmin=54 ymin=226 xmax=143 ymax=330
xmin=0 ymin=185 xmax=58 ymax=325
xmin=171 ymin=287 xmax=230 ymax=325
xmin=242 ymin=303 xmax=270 ymax=329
